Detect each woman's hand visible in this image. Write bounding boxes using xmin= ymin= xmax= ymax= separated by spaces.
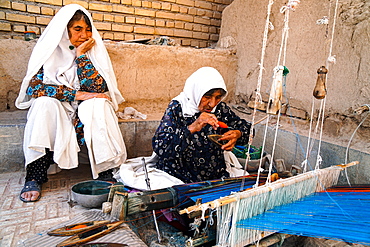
xmin=75 ymin=91 xmax=111 ymax=101
xmin=76 ymin=37 xmax=95 ymax=57
xmin=218 ymin=130 xmax=242 ymax=151
xmin=188 ymin=112 xmax=219 ymax=133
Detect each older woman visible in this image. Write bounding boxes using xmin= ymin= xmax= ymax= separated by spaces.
xmin=152 ymin=67 xmax=252 ymax=183
xmin=16 ymin=4 xmax=126 ymax=202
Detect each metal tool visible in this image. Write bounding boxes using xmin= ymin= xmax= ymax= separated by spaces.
xmin=142 ymin=158 xmax=162 ymax=243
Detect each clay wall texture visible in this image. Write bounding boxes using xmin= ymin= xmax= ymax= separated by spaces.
xmin=218 ymin=0 xmax=370 ymax=120
xmin=217 ymin=0 xmax=370 ymax=155
xmin=0 ymin=39 xmax=237 ymax=112
xmin=0 ymin=0 xmax=232 ymax=48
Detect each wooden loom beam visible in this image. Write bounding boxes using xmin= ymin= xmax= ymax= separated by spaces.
xmin=110 ymin=188 xmax=178 ymax=220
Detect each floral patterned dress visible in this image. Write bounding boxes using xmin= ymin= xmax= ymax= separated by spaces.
xmin=26 ymin=54 xmax=108 ymax=146
xmin=152 ymin=100 xmax=252 ymax=183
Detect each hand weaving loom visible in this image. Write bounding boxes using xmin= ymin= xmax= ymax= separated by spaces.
xmin=108 ymin=0 xmax=365 ymax=246
xmin=179 ymin=161 xmax=359 ymax=246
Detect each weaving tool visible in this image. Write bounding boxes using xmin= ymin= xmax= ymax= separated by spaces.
xmin=207 ymin=134 xmax=244 ymax=155
xmin=142 ymin=158 xmax=162 ymax=243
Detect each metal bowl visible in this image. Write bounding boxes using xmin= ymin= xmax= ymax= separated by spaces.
xmin=71 ymin=180 xmax=112 ymax=208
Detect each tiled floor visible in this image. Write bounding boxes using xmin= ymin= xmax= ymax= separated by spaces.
xmin=0 ymin=164 xmax=108 ymax=247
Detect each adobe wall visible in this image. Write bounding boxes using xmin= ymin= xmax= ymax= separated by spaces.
xmin=217 ymin=0 xmax=370 ymax=154
xmin=0 ymin=38 xmax=237 ymax=113
xmin=0 ymin=0 xmax=232 ymax=48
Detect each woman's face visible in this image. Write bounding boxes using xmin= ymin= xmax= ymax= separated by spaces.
xmin=198 ymin=89 xmax=223 ymax=113
xmin=68 ymin=18 xmax=92 ymax=48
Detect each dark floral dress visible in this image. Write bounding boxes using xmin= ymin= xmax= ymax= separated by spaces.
xmin=26 ymin=54 xmax=108 ymax=146
xmin=152 ymin=100 xmax=252 ymax=183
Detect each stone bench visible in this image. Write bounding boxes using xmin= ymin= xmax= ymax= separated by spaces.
xmin=0 ymin=110 xmax=162 ymax=173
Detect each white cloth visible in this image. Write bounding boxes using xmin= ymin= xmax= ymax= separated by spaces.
xmin=173 ymin=67 xmax=228 ymax=117
xmin=78 ymin=98 xmax=127 ymax=178
xmin=116 ymin=107 xmax=147 ymax=120
xmin=224 ymin=151 xmax=249 ymax=177
xmin=15 ymin=4 xmax=124 ymax=111
xmin=24 ymin=97 xmax=80 ymax=167
xmin=24 ymin=97 xmax=127 ymax=178
xmin=116 ymin=152 xmax=184 ymax=191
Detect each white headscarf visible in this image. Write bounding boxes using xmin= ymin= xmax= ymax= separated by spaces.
xmin=173 ymin=67 xmax=228 ymax=117
xmin=15 ymin=4 xmax=124 ymax=111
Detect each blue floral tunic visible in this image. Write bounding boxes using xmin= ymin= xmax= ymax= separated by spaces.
xmin=152 ymin=100 xmax=252 ymax=183
xmin=26 ymin=54 xmax=108 ymax=146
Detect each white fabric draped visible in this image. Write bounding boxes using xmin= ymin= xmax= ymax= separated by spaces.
xmin=79 ymin=98 xmax=127 ymax=178
xmin=17 ymin=4 xmax=127 ymax=177
xmin=116 ymin=152 xmax=184 ymax=191
xmin=25 ymin=97 xmax=127 ymax=178
xmin=15 ymin=4 xmax=124 ymax=111
xmin=24 ymin=97 xmax=80 ymax=168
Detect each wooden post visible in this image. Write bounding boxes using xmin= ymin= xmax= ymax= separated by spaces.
xmin=111 ymin=191 xmax=128 ymax=221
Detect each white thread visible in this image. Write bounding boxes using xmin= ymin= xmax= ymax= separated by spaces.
xmin=269 ymin=21 xmax=275 ymax=30
xmin=200 ymin=203 xmax=209 ymax=221
xmin=255 ymin=115 xmax=270 ymax=187
xmin=316 ymin=97 xmax=326 ymax=169
xmin=315 ymin=155 xmax=322 ymax=170
xmin=303 ymin=99 xmax=315 ymax=172
xmin=316 ymin=16 xmax=329 ymax=25
xmin=327 ymin=55 xmax=336 ymax=64
xmin=301 ymin=159 xmax=308 ymax=173
xmin=280 ymin=0 xmax=300 ymax=13
xmin=186 ymin=238 xmax=194 ymax=247
xmin=344 ymin=110 xmax=369 ymax=185
xmin=189 ymin=217 xmax=202 ymax=236
xmin=242 ymin=0 xmax=274 ymax=192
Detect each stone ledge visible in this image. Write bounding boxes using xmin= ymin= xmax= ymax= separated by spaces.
xmin=0 ymin=110 xmax=161 ymax=173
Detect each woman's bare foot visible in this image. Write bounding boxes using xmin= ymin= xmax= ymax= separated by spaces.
xmin=20 ymin=180 xmax=41 ymax=202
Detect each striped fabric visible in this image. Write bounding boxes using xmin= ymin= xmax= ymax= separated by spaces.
xmin=20 ymin=209 xmax=147 ymax=247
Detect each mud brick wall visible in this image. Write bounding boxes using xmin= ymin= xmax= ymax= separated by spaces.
xmin=0 ymin=0 xmax=233 ymax=48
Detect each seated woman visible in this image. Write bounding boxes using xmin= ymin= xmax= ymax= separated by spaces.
xmin=15 ymin=4 xmax=127 ymax=202
xmin=152 ymin=67 xmax=252 ymax=183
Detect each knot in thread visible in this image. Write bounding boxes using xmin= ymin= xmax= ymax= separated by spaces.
xmin=316 ymin=16 xmax=329 ymax=25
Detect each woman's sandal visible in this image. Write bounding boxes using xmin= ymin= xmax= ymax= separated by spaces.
xmin=20 ymin=180 xmax=41 ymax=203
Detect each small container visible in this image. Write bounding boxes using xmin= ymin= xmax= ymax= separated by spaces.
xmin=24 ymin=31 xmax=36 ymax=41
xmin=71 ymin=180 xmax=112 ymax=208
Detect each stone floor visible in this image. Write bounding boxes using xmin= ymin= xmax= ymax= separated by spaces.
xmin=0 ymin=164 xmax=104 ymax=247
xmin=1 ymin=163 xmax=369 ymax=247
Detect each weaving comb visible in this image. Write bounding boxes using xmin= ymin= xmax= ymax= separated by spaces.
xmin=208 ymin=134 xmax=244 ymax=155
xmin=208 ymin=134 xmax=224 ymax=147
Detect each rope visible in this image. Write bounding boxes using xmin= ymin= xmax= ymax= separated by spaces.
xmin=326 ymin=0 xmax=339 ymax=68
xmin=306 ymin=0 xmax=339 ymax=170
xmin=315 ymin=97 xmax=326 ymax=170
xmin=302 ymin=100 xmax=316 ymax=172
xmin=344 ymin=110 xmax=370 ymax=185
xmin=240 ymin=0 xmax=275 ymax=191
xmin=255 ymin=116 xmax=270 ymax=188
